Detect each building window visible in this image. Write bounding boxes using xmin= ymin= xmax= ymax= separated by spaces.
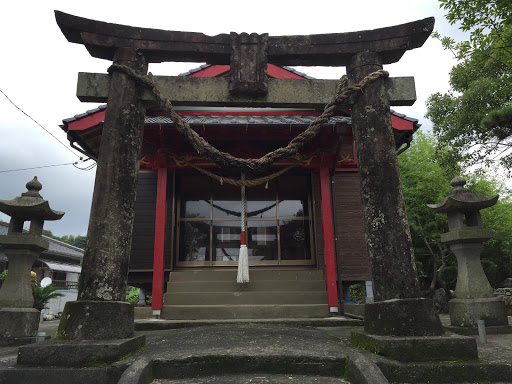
xmin=177 ymin=173 xmax=314 ymax=266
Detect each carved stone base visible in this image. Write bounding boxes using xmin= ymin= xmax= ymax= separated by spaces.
xmin=57 ymin=300 xmax=134 ymax=340
xmin=449 ymin=297 xmax=509 ymax=327
xmin=0 ymin=307 xmax=40 ymax=346
xmin=17 ymin=335 xmax=145 ymax=367
xmin=364 ymin=298 xmax=443 ymax=336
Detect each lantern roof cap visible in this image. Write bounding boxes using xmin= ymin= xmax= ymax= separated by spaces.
xmin=0 ymin=177 xmax=65 ymax=221
xmin=427 ymin=176 xmax=499 ymax=213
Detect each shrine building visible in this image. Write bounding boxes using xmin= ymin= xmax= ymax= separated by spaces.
xmin=61 ymin=64 xmax=419 ymax=320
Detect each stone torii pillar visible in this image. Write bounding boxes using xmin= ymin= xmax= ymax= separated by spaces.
xmin=57 ymin=48 xmax=148 ymax=340
xmin=348 ymin=53 xmax=442 ymax=336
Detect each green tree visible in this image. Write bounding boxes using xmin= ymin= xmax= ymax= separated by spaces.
xmin=426 ymin=0 xmax=512 ymax=172
xmin=42 ymin=230 xmax=87 ymax=249
xmin=399 ymin=131 xmax=512 ymax=291
xmin=465 ymin=173 xmax=512 ymax=283
xmin=398 ymin=132 xmax=455 ymax=292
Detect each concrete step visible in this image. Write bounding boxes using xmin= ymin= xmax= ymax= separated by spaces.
xmin=152 ymin=374 xmax=349 ymax=383
xmin=167 ymin=279 xmax=327 ymax=293
xmin=164 ymin=290 xmax=327 ymax=305
xmin=0 ymin=366 xmax=123 ymax=384
xmin=161 ymin=304 xmax=330 ymax=320
xmin=169 ymin=269 xmax=324 ymax=282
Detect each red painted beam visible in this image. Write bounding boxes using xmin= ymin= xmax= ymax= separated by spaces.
xmin=67 ymin=109 xmax=106 ymax=131
xmin=390 ymin=114 xmax=414 ymax=131
xmin=151 ymin=164 xmax=168 ymax=313
xmin=319 ymin=165 xmax=339 ymax=310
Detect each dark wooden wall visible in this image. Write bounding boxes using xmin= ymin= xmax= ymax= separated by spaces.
xmin=333 ymin=172 xmax=371 ymax=281
xmin=130 ymin=171 xmax=157 ymax=270
xmin=129 ymin=171 xmax=174 ymax=277
xmin=312 ymin=171 xmax=371 ymax=283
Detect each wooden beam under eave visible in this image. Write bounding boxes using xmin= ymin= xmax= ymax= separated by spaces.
xmin=77 ymin=73 xmax=416 ymax=108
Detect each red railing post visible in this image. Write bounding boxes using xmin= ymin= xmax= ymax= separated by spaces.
xmin=319 ymin=164 xmax=339 ymax=313
xmin=151 ymin=160 xmax=168 ymax=317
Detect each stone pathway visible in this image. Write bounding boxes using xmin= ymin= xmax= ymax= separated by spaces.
xmin=150 ymin=374 xmax=350 ymax=383
xmin=2 ymin=316 xmax=512 ymax=383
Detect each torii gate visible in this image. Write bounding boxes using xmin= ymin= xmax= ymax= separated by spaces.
xmin=54 ymin=11 xmax=442 ymax=340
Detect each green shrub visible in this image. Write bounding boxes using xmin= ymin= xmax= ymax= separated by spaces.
xmin=32 ymin=285 xmax=64 ymax=311
xmin=439 ymin=266 xmax=458 ymax=290
xmin=349 ymin=283 xmax=366 ymax=304
xmin=126 ymin=286 xmax=140 ymax=304
xmin=481 ymin=259 xmax=499 ymax=287
xmin=145 ymin=295 xmax=152 ymax=305
xmin=0 ymin=270 xmax=7 ymax=280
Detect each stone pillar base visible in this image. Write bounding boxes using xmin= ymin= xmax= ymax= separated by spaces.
xmin=57 ymin=300 xmax=134 ymax=340
xmin=0 ymin=307 xmax=40 ymax=346
xmin=449 ymin=297 xmax=509 ymax=327
xmin=365 ymin=298 xmax=443 ymax=336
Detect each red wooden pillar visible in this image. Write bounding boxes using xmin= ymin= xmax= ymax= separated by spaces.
xmin=319 ymin=164 xmax=339 ymax=313
xmin=151 ymin=155 xmax=168 ymax=317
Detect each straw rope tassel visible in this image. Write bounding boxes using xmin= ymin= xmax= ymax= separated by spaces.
xmin=237 ymin=173 xmax=249 ymax=283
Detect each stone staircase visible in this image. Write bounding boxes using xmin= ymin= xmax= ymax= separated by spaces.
xmin=161 ymin=269 xmax=329 ymax=320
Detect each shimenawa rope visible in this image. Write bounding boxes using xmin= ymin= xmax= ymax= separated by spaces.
xmin=108 ymin=64 xmax=388 ymax=173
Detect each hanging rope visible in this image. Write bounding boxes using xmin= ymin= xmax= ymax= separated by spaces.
xmin=109 ymin=64 xmax=388 ymax=173
xmin=159 ymin=149 xmax=321 ymax=187
xmin=237 ymin=173 xmax=249 ymax=283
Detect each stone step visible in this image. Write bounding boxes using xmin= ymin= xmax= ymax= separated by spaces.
xmin=167 ymin=279 xmax=327 ymax=293
xmin=169 ymin=269 xmax=324 ymax=282
xmin=0 ymin=367 xmax=121 ymax=384
xmin=164 ymin=290 xmax=327 ymax=305
xmin=161 ymin=304 xmax=330 ymax=320
xmin=152 ymin=374 xmax=349 ymax=383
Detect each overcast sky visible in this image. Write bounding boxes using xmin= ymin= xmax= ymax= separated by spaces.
xmin=0 ymin=0 xmax=465 ymax=237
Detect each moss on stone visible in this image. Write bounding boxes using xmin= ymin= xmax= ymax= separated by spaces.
xmin=350 ymin=332 xmax=380 ymax=354
xmin=118 ymin=344 xmax=146 ymax=361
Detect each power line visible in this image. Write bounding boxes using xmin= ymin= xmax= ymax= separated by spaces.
xmin=0 ymin=159 xmax=93 ymax=173
xmin=0 ymin=89 xmax=80 ymax=158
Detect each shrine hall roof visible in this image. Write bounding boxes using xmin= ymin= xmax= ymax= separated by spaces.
xmin=177 ymin=64 xmax=315 ymax=79
xmin=62 ymin=104 xmax=419 ymax=129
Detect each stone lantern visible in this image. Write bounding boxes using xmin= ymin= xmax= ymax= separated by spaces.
xmin=0 ymin=177 xmax=64 ymax=345
xmin=428 ymin=176 xmax=508 ymax=328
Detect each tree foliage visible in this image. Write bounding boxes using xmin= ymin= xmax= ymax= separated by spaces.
xmin=399 ymin=132 xmax=455 ymax=291
xmin=399 ymin=132 xmax=512 ymax=290
xmin=426 ymin=0 xmax=512 ymax=172
xmin=42 ymin=230 xmax=87 ymax=249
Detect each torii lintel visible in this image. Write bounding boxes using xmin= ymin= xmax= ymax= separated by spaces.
xmin=55 ymin=11 xmax=434 ymax=66
xmin=55 ymin=11 xmax=433 ymax=94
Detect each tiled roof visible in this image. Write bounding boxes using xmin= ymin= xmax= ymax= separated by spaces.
xmin=0 ymin=221 xmax=84 ymax=260
xmin=145 ymin=114 xmax=352 ymax=126
xmin=61 ymin=105 xmax=106 ymax=125
xmin=62 ymin=106 xmax=419 ymax=130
